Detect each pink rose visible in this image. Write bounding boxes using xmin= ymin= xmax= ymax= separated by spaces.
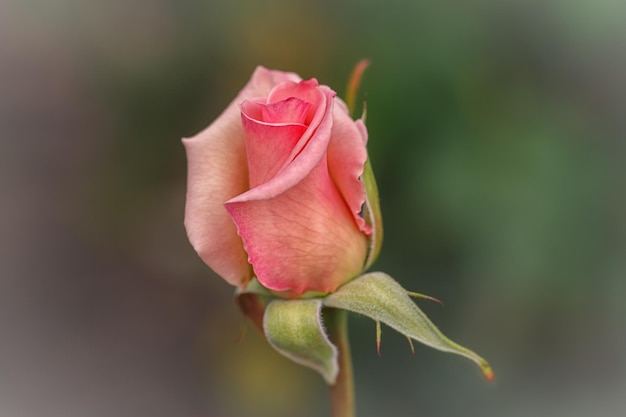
xmin=184 ymin=66 xmax=373 ymax=295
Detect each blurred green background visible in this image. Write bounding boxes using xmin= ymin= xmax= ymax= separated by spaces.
xmin=2 ymin=0 xmax=625 ymax=416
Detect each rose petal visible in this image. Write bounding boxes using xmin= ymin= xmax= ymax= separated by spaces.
xmin=260 ymin=97 xmax=312 ymax=125
xmin=231 ymin=83 xmax=332 ymax=201
xmin=267 ymin=79 xmax=323 ymax=125
xmin=226 ymin=157 xmax=368 ymax=294
xmin=327 ymin=105 xmax=371 ymax=234
xmin=240 ymin=103 xmax=308 ymax=188
xmin=183 ymin=66 xmax=300 ymax=286
xmin=226 ymin=84 xmax=367 ymax=293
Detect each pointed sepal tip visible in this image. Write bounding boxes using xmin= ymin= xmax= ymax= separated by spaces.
xmin=324 ymin=272 xmax=494 ymax=381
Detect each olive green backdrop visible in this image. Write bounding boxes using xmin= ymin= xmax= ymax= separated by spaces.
xmin=2 ymin=0 xmax=625 ymax=416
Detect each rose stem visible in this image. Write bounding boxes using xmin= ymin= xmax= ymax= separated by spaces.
xmin=326 ymin=308 xmax=356 ymax=417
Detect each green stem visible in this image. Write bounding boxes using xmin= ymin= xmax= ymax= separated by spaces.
xmin=326 ymin=308 xmax=355 ymax=417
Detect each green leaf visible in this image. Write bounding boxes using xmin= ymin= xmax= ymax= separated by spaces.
xmin=324 ymin=272 xmax=494 ymax=381
xmin=264 ymin=299 xmax=339 ymax=384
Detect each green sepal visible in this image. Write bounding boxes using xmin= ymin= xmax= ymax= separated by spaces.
xmin=362 ymin=157 xmax=383 ymax=269
xmin=263 ymin=299 xmax=339 ymax=384
xmin=343 ymin=59 xmax=383 ymax=269
xmin=324 ymin=272 xmax=494 ymax=381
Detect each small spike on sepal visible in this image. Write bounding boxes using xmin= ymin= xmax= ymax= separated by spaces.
xmin=361 ymin=95 xmax=368 ymax=123
xmin=406 ymin=336 xmax=415 ymax=355
xmin=376 ymin=320 xmax=382 ymax=357
xmin=407 ymin=291 xmax=445 ymax=307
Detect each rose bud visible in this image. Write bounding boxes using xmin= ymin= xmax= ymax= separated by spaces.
xmin=183 ymin=66 xmax=379 ymax=296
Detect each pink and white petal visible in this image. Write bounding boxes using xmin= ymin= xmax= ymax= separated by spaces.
xmin=233 ymin=86 xmax=335 ymax=202
xmin=183 ymin=66 xmax=300 ymax=286
xmin=247 ymin=66 xmax=302 ymax=97
xmin=226 ymin=158 xmax=368 ymax=294
xmin=183 ymin=116 xmax=251 ymax=286
xmin=241 ymin=108 xmax=308 ymax=188
xmin=327 ymin=105 xmax=371 ymax=234
xmin=267 ymin=79 xmax=324 ymax=125
xmin=258 ymin=97 xmax=312 ymax=125
xmin=334 ymin=96 xmax=351 ymax=118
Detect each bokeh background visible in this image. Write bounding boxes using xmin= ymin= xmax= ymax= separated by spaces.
xmin=2 ymin=0 xmax=625 ymax=416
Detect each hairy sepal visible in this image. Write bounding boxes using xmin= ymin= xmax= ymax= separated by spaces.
xmin=323 ymin=272 xmax=494 ymax=381
xmin=263 ymin=299 xmax=339 ymax=384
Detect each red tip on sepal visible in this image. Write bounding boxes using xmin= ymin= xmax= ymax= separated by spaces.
xmin=480 ymin=360 xmax=495 ymax=382
xmin=345 ymin=59 xmax=371 ymax=116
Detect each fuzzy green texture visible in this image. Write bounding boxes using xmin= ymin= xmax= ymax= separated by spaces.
xmin=324 ymin=272 xmax=493 ymax=380
xmin=264 ymin=299 xmax=339 ymax=384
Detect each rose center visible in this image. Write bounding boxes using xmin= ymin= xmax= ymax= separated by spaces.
xmin=243 ymin=97 xmax=313 ymax=126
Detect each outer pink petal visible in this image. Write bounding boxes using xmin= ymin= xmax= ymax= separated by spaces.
xmin=183 ymin=67 xmax=300 ymax=287
xmin=226 ymin=87 xmax=367 ymax=293
xmin=267 ymin=79 xmax=324 ymax=125
xmin=240 ymin=105 xmax=308 ymax=188
xmin=226 ymin=156 xmax=368 ymax=294
xmin=258 ymin=96 xmax=311 ymax=124
xmin=327 ymin=105 xmax=371 ymax=234
xmin=232 ymin=84 xmax=333 ymax=202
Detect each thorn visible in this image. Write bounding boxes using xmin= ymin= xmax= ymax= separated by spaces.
xmin=407 ymin=291 xmax=445 ymax=307
xmin=406 ymin=336 xmax=415 ymax=355
xmin=376 ymin=320 xmax=382 ymax=357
